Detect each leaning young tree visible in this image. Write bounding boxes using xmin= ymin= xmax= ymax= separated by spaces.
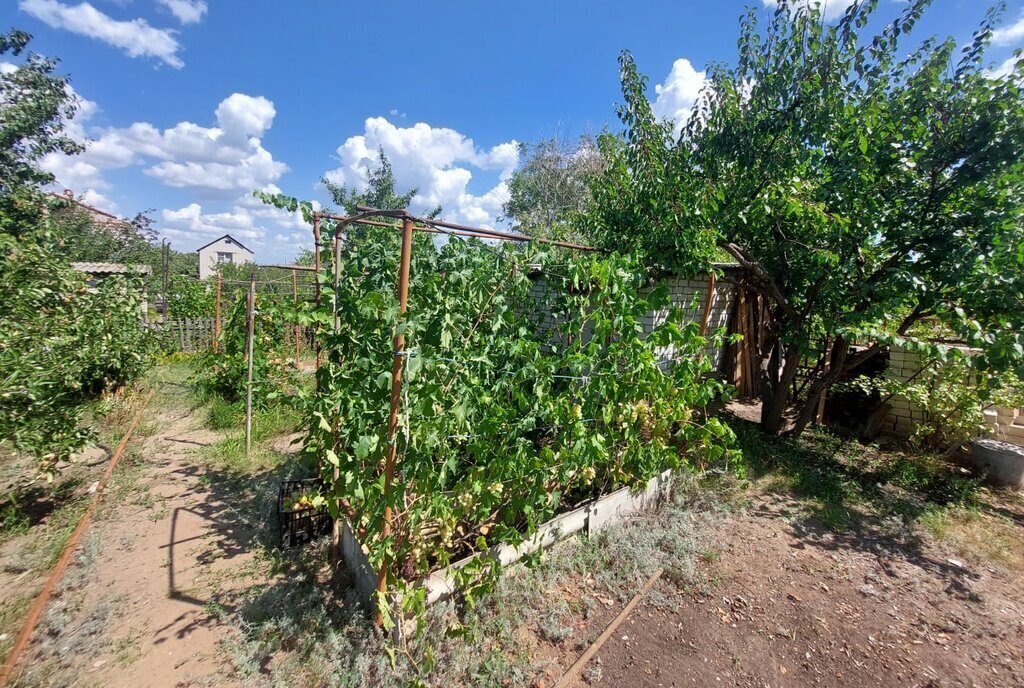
xmin=583 ymin=0 xmax=1024 ymax=436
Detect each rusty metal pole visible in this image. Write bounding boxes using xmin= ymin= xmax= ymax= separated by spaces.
xmin=376 ymin=214 xmax=414 ymax=626
xmin=292 ymin=269 xmax=299 ymax=367
xmin=213 ymin=271 xmax=222 ymax=351
xmin=313 ymin=214 xmax=322 ymax=371
xmin=244 ymin=271 xmax=256 ymax=458
xmin=331 ymin=226 xmax=343 ymax=567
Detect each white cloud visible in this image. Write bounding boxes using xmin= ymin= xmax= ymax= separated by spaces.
xmin=160 ymin=188 xmax=315 ymax=251
xmin=41 ymin=92 xmax=288 ymax=197
xmin=19 ymin=0 xmax=184 ymax=68
xmin=651 ymin=58 xmax=707 ymax=134
xmin=761 ymin=0 xmax=855 ymax=22
xmin=156 ymin=0 xmax=206 ymax=25
xmin=323 ymin=117 xmax=519 ymax=227
xmin=79 ymin=188 xmax=118 ymax=212
xmin=993 ymin=13 xmax=1024 ymax=47
xmin=988 ymin=54 xmax=1023 ymax=79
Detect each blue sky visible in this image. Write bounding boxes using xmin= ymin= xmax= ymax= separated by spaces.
xmin=3 ymin=0 xmax=1023 ymax=262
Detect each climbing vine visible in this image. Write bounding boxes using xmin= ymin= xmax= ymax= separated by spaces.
xmin=295 ymin=222 xmax=738 ymax=623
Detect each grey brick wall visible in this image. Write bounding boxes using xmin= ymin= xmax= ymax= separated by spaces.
xmin=528 ymin=271 xmax=735 ymax=374
xmin=881 ymin=345 xmax=1023 ymax=446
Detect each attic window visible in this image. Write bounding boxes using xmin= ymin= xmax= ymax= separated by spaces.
xmin=217 ymin=251 xmax=234 ymax=264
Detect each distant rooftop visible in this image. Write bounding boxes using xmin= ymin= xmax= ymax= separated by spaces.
xmin=71 ymin=262 xmax=152 ymax=275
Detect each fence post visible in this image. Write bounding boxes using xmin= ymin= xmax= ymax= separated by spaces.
xmin=293 ymin=269 xmax=299 ymax=366
xmin=214 ymin=271 xmax=221 ymax=352
xmin=244 ymin=272 xmax=256 ymax=458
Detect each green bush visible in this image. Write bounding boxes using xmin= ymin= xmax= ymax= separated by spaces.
xmin=0 ymin=192 xmax=154 ymax=477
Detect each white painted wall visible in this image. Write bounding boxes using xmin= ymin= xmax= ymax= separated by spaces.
xmin=197 ymin=236 xmax=253 ymax=280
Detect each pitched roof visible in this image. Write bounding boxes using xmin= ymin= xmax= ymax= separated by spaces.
xmin=48 ymin=190 xmax=124 ymax=222
xmin=195 ymin=234 xmax=254 ymax=254
xmin=71 ymin=262 xmax=153 ymax=275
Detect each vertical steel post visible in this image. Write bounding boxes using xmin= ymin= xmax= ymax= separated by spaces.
xmin=313 ymin=214 xmax=322 ymax=371
xmin=213 ymin=271 xmax=222 ymax=351
xmin=331 ymin=226 xmax=343 ymax=566
xmin=292 ymin=269 xmax=299 ymax=366
xmin=377 ymin=214 xmax=415 ymax=625
xmin=244 ymin=271 xmax=256 ymax=458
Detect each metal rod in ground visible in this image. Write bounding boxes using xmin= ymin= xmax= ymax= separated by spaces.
xmin=377 ymin=213 xmax=415 ymax=627
xmin=292 ymin=269 xmax=299 ymax=366
xmin=244 ymin=271 xmax=256 ymax=458
xmin=214 ymin=271 xmax=222 ymax=351
xmin=312 ymin=214 xmax=322 ymax=371
xmin=0 ymin=390 xmax=154 ymax=688
xmin=331 ymin=227 xmax=343 ymax=567
xmin=553 ymin=567 xmax=664 ymax=688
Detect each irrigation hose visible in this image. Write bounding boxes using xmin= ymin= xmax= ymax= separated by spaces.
xmin=0 ymin=388 xmax=155 ymax=687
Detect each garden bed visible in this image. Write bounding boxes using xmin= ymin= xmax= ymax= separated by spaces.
xmin=340 ymin=470 xmax=673 ymax=634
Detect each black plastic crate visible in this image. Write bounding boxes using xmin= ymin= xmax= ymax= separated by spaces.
xmin=278 ymin=478 xmax=331 ymax=547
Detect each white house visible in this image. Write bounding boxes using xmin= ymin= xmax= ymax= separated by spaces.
xmin=197 ymin=234 xmax=254 ymax=280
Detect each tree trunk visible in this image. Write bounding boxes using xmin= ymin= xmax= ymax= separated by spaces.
xmin=759 ymin=340 xmax=802 ymax=435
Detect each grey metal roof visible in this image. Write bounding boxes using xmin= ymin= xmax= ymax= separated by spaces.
xmin=195 ymin=234 xmax=254 ymax=254
xmin=71 ymin=262 xmax=153 ymax=275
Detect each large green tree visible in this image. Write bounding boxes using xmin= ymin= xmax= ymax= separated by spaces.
xmin=502 ymin=135 xmax=604 ymax=241
xmin=0 ymin=31 xmax=151 ymax=475
xmin=584 ymin=0 xmax=1024 ymax=436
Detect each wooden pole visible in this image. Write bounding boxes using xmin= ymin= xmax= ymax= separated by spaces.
xmin=213 ymin=271 xmax=221 ymax=351
xmin=553 ymin=567 xmax=664 ymax=688
xmin=161 ymin=241 xmax=169 ymax=323
xmin=244 ymin=272 xmax=256 ymax=458
xmin=292 ymin=269 xmax=299 ymax=366
xmin=376 ymin=214 xmax=414 ymax=626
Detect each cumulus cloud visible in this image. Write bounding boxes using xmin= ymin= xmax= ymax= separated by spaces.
xmin=651 ymin=58 xmax=707 ymax=134
xmin=323 ymin=117 xmax=519 ymax=227
xmin=41 ymin=92 xmax=288 ymax=197
xmin=160 ymin=188 xmax=315 ymax=250
xmin=761 ymin=0 xmax=855 ymax=22
xmin=992 ymin=13 xmax=1024 ymax=47
xmin=988 ymin=54 xmax=1023 ymax=80
xmin=19 ymin=0 xmax=184 ymax=68
xmin=156 ymin=0 xmax=207 ymax=25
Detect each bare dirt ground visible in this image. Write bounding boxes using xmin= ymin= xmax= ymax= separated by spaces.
xmin=11 ymin=387 xmax=261 ymax=688
xmin=556 ymin=490 xmax=1024 ymax=688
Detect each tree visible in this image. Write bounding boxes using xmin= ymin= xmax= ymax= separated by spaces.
xmin=58 ymin=202 xmax=159 ymax=264
xmin=0 ymin=31 xmax=151 ymax=475
xmin=0 ymin=30 xmax=81 ymax=197
xmin=584 ymin=0 xmax=1024 ymax=436
xmin=502 ymin=135 xmax=604 ymax=241
xmin=321 ymin=147 xmax=440 ymax=217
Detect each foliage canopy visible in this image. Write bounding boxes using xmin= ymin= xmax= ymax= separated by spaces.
xmin=584 ymin=0 xmax=1024 ymax=435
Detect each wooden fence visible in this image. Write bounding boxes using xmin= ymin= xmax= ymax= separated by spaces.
xmin=145 ymin=318 xmax=216 ymax=352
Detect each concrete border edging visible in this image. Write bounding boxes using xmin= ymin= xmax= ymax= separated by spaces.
xmin=340 ymin=469 xmax=674 ymax=621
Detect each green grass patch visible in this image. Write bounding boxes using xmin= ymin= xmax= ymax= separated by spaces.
xmin=725 ymin=416 xmax=983 ymax=529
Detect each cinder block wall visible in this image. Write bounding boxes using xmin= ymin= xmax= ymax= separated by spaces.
xmin=528 ymin=270 xmax=735 ymax=375
xmin=882 ymin=345 xmax=1024 ymax=447
xmin=639 ymin=275 xmax=735 ymax=371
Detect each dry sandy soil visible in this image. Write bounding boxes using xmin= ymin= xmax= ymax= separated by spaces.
xmin=552 ymin=492 xmax=1024 ymax=688
xmin=9 ymin=391 xmax=261 ymax=688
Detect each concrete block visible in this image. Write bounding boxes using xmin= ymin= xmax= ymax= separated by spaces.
xmin=970 ymin=439 xmax=1024 ymax=488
